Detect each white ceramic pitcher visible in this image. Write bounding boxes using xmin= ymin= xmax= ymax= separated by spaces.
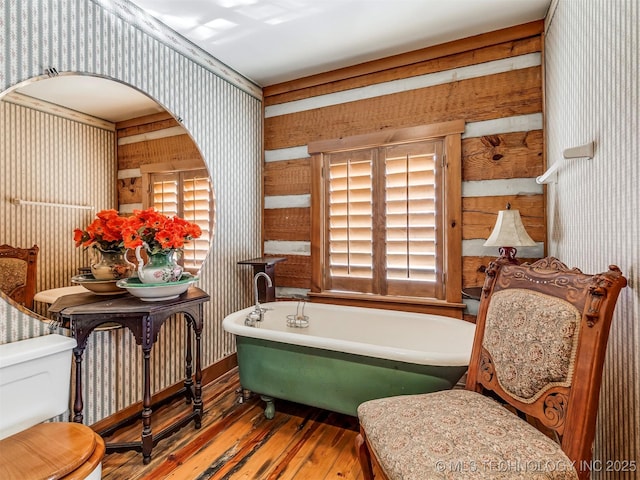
xmin=131 ymin=243 xmax=183 ymax=284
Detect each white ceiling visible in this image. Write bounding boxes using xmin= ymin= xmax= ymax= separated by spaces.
xmin=6 ymin=0 xmax=551 ymax=122
xmin=12 ymin=76 xmax=166 ymax=123
xmin=130 ymin=0 xmax=551 ymax=86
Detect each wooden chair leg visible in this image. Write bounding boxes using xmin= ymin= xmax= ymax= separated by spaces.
xmin=355 ymin=430 xmax=375 ymax=480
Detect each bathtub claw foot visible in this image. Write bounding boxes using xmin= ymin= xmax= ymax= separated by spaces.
xmin=260 ymin=395 xmax=275 ymax=419
xmin=236 ymin=387 xmax=252 ymax=404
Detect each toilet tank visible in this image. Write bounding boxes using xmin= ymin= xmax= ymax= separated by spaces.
xmin=0 ymin=334 xmax=77 ymax=439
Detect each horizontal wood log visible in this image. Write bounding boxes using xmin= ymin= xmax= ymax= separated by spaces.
xmin=118 ymin=135 xmax=202 ymax=170
xmin=462 ymin=194 xmax=545 ymax=241
xmin=265 ymin=36 xmax=541 ymax=106
xmin=117 ymin=176 xmax=142 ymax=204
xmin=265 ymin=67 xmax=542 ymax=150
xmin=264 ymin=158 xmax=311 ymax=196
xmin=462 ymin=255 xmax=499 ymax=288
xmin=268 ymin=254 xmax=312 ymax=289
xmin=462 ymin=255 xmax=541 ymax=288
xmin=462 ymin=130 xmax=544 ymax=181
xmin=264 ymin=21 xmax=542 ymax=98
xmin=264 ymin=208 xmax=310 ymax=241
xmin=115 ymin=112 xmax=175 ymax=134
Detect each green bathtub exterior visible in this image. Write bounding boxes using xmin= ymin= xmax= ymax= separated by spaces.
xmin=236 ymin=335 xmax=467 ymax=418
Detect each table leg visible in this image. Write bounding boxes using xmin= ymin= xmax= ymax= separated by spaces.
xmin=193 ymin=323 xmax=203 ymax=429
xmin=72 ymin=346 xmax=85 ymax=423
xmin=184 ymin=320 xmax=193 ymax=404
xmin=141 ymin=347 xmax=153 ymax=464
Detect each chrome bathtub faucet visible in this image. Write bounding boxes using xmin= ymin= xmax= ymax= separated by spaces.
xmin=286 ymin=294 xmax=309 ymax=328
xmin=245 ymin=272 xmax=272 ymax=326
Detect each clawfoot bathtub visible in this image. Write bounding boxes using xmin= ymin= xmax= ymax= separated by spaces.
xmin=223 ymin=301 xmax=475 ymax=418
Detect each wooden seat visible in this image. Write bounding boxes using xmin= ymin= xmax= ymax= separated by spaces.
xmin=356 ymin=256 xmax=627 ymax=480
xmin=0 ymin=244 xmax=39 ymax=309
xmin=0 ymin=422 xmax=105 ymax=480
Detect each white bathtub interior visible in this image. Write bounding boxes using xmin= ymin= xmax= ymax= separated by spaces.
xmin=223 ymin=301 xmax=476 ymax=366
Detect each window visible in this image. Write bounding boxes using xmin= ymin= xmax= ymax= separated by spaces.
xmin=141 ymin=160 xmax=214 ymax=273
xmin=309 ymin=120 xmax=463 ymax=309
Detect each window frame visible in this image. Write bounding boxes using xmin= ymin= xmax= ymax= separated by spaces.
xmin=308 ymin=120 xmax=465 ymax=316
xmin=141 ymin=159 xmax=214 ymax=274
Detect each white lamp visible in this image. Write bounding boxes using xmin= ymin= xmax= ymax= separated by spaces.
xmin=484 ymin=204 xmax=536 ymax=264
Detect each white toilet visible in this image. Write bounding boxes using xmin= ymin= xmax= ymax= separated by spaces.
xmin=0 ymin=334 xmax=105 ymax=479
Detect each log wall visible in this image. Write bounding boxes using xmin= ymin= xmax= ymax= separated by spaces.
xmin=115 ymin=112 xmax=206 ymax=212
xmin=263 ymin=21 xmax=546 ymax=320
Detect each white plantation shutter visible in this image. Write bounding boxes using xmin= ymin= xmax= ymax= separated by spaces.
xmin=181 ymin=173 xmax=213 ymax=271
xmin=151 ymin=174 xmax=179 ymax=217
xmin=327 ymin=150 xmax=375 ymax=292
xmin=149 ymin=168 xmax=213 ymax=273
xmin=384 ymin=140 xmax=443 ymax=297
xmin=324 ymin=140 xmax=444 ymax=297
xmin=310 ymin=120 xmax=463 ymax=304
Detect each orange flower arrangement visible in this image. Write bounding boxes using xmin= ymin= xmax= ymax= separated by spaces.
xmin=74 ymin=209 xmax=126 ymax=252
xmin=122 ymin=208 xmax=202 ymax=255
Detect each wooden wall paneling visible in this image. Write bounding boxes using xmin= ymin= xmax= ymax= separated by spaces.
xmin=264 ymin=158 xmax=311 ymax=196
xmin=263 ymin=26 xmax=545 ymax=305
xmin=462 ymin=255 xmax=541 ymax=288
xmin=264 ymin=208 xmax=311 ymax=241
xmin=461 ymin=195 xmax=545 ymax=241
xmin=118 ymin=176 xmax=142 ymax=204
xmin=117 ymin=135 xmax=201 ymax=170
xmin=309 ymin=154 xmax=324 ymax=293
xmin=463 ymin=256 xmax=493 ymax=288
xmin=116 ymin=115 xmax=208 ymax=215
xmin=116 ymin=113 xmax=177 ymax=138
xmin=462 ymin=130 xmax=544 ymax=181
xmin=265 ymin=67 xmax=542 ymax=150
xmin=266 ymin=254 xmax=312 ymax=290
xmin=307 ymin=120 xmax=465 ymax=154
xmin=263 ymin=20 xmax=543 ymax=98
xmin=265 ymin=36 xmax=542 ymax=106
xmin=444 ymin=133 xmax=463 ymax=304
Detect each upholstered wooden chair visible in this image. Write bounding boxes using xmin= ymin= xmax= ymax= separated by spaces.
xmin=0 ymin=244 xmax=39 ymax=309
xmin=356 ymin=256 xmax=627 ymax=480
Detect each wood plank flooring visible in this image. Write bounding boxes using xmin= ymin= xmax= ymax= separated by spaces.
xmin=101 ymin=368 xmax=366 ymax=480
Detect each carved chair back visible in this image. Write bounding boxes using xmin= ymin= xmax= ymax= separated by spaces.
xmin=467 ymin=256 xmax=627 ymax=474
xmin=0 ymin=244 xmax=39 ymax=309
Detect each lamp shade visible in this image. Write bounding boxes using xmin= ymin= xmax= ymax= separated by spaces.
xmin=484 ymin=209 xmax=536 ymax=247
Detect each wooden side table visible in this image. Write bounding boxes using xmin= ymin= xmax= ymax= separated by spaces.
xmin=49 ymin=287 xmax=209 ymax=464
xmin=237 ymin=257 xmax=287 ymax=302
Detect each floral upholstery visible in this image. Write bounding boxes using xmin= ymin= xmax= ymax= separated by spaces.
xmin=0 ymin=258 xmax=27 ymax=297
xmin=357 ymin=389 xmax=578 ymax=480
xmin=483 ymin=289 xmax=581 ymax=403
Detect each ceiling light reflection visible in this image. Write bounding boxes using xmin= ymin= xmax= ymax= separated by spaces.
xmin=204 ymin=18 xmax=237 ymax=30
xmin=217 ymin=0 xmax=258 ymax=8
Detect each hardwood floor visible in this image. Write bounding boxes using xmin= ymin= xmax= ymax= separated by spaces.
xmin=101 ymin=368 xmax=366 ymax=479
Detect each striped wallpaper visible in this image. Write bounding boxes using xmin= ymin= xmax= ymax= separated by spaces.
xmin=545 ymin=0 xmax=639 ymax=477
xmin=0 ymin=99 xmax=117 ymax=298
xmin=1 ymin=0 xmax=263 ymax=425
